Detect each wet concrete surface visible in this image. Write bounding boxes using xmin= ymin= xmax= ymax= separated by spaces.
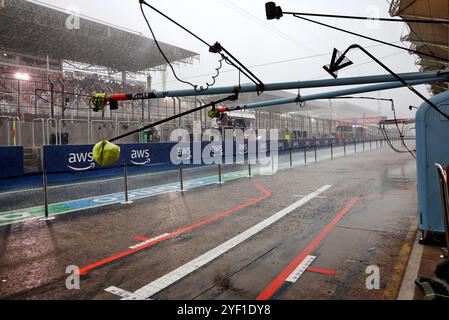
xmin=0 ymin=143 xmax=418 ymax=300
xmin=414 ymin=243 xmax=448 ymax=299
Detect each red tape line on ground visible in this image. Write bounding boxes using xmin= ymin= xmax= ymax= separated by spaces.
xmin=77 ymin=183 xmax=272 ymax=276
xmin=306 ymin=267 xmax=336 ymax=275
xmin=133 ymin=236 xmax=150 ymax=241
xmin=256 ymin=197 xmax=359 ymax=300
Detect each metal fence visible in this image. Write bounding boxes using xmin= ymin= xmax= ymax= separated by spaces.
xmin=0 ymin=77 xmax=382 ymax=146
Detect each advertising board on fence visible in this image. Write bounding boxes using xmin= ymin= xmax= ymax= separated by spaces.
xmin=42 ymin=138 xmax=362 ymax=173
xmin=0 ymin=146 xmax=24 ymax=178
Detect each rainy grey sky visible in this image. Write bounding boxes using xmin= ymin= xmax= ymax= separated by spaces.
xmin=34 ymin=0 xmax=428 ymax=118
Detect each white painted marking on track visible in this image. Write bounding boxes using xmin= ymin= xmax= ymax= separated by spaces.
xmin=104 ymin=286 xmax=132 ymax=298
xmin=129 ymin=233 xmax=170 ymax=249
xmin=286 ymin=255 xmax=316 ymax=283
xmin=116 ymin=185 xmax=332 ymax=300
xmin=294 ymin=195 xmax=327 ymax=199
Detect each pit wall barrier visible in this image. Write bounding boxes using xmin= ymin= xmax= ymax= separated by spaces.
xmin=0 ymin=137 xmax=381 ymax=179
xmin=0 ymin=137 xmax=390 ymax=222
xmin=42 ymin=137 xmax=371 ymax=174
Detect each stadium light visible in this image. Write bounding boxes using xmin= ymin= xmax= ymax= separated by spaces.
xmin=15 ymin=72 xmax=30 ymax=80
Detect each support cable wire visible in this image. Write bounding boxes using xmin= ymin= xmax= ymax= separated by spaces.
xmin=285 ymin=11 xmax=449 ymax=24
xmin=390 ymin=99 xmax=416 ymax=159
xmin=330 ymin=44 xmax=449 ymax=121
xmin=139 ymin=0 xmax=264 ymax=93
xmin=380 ymin=124 xmax=410 ymax=154
xmin=332 ymin=96 xmax=416 ymax=158
xmin=34 ymin=89 xmax=94 ymax=110
xmin=292 ymin=15 xmax=449 ymax=63
xmin=109 ymin=94 xmax=238 ymax=143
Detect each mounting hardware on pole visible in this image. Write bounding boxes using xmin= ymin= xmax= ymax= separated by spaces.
xmin=265 ymin=2 xmax=283 ymax=20
xmin=323 ymin=48 xmax=353 ymax=79
xmin=266 ymin=2 xmax=449 ymax=24
xmin=265 ymin=2 xmax=449 ymax=63
xmin=139 ymin=0 xmax=264 ymax=93
xmin=322 ymin=44 xmax=449 ymax=121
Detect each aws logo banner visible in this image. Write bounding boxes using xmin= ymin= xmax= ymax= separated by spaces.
xmin=43 ymin=145 xmax=106 ymax=173
xmin=67 ymin=150 xmax=95 ymax=171
xmin=43 ymin=143 xmax=166 ymax=173
xmin=128 ymin=148 xmax=151 ymax=166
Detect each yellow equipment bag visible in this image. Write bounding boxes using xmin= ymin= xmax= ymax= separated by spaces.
xmin=93 ymin=140 xmax=121 ymax=166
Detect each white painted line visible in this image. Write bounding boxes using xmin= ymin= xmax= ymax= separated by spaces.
xmin=286 ymin=255 xmax=316 ymax=283
xmin=105 ymin=286 xmax=132 ymax=298
xmin=294 ymin=195 xmax=327 ymax=199
xmin=129 ymin=233 xmax=171 ymax=249
xmin=397 ymin=232 xmax=423 ymax=300
xmin=119 ymin=185 xmax=332 ymax=300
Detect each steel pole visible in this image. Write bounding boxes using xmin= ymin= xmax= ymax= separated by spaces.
xmin=218 ymin=164 xmax=223 ymax=184
xmin=304 ymin=147 xmax=307 ymax=164
xmin=105 ymin=70 xmax=449 ymax=101
xmin=179 ymin=163 xmax=185 ymax=192
xmin=121 ymin=165 xmax=133 ymax=204
xmin=289 ymin=146 xmax=293 ymax=168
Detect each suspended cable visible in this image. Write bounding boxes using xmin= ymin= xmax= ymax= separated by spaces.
xmin=139 ymin=0 xmax=264 ymax=93
xmin=284 ymin=11 xmax=449 ymax=24
xmin=109 ymin=94 xmax=238 ymax=142
xmin=292 ymin=15 xmax=449 ymax=63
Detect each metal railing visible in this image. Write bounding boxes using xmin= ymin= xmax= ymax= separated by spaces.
xmin=58 ymin=118 xmax=90 ymax=144
xmin=32 ymin=118 xmax=45 ymax=147
xmin=47 ymin=118 xmax=59 ymax=145
xmin=0 ymin=116 xmax=21 ymax=146
xmin=36 ymin=138 xmax=387 ymax=222
xmin=435 ymin=163 xmax=449 ymax=258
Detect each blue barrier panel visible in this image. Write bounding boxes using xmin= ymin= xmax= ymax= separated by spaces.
xmin=0 ymin=146 xmax=24 ymax=178
xmin=43 ymin=142 xmax=233 ymax=173
xmin=43 ymin=143 xmax=178 ymax=173
xmin=42 ymin=137 xmax=369 ymax=173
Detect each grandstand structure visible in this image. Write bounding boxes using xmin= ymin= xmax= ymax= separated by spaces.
xmin=0 ymin=0 xmax=382 ymax=153
xmin=389 ymin=0 xmax=449 ymax=95
xmin=0 ymin=0 xmax=199 ymax=147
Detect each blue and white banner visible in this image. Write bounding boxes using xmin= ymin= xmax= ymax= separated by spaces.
xmin=42 ymin=138 xmax=374 ymax=173
xmin=43 ymin=143 xmax=175 ymax=173
xmin=0 ymin=147 xmax=24 ymax=178
xmin=43 ymin=142 xmax=229 ymax=173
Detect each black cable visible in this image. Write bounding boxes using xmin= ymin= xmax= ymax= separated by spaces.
xmin=219 ymin=45 xmax=265 ymax=91
xmin=383 ymin=127 xmax=411 ymax=153
xmin=152 ymin=41 xmax=403 ymax=86
xmin=333 ymin=44 xmax=449 ymax=121
xmin=139 ymin=1 xmax=264 ymax=92
xmin=35 ymin=88 xmax=94 ymax=100
xmin=292 ymin=15 xmax=449 ymax=63
xmin=109 ymin=94 xmax=238 ymax=142
xmin=284 ymin=11 xmax=449 ymax=24
xmin=390 ymin=100 xmax=416 ymax=158
xmin=140 ymin=0 xmax=211 ymax=47
xmin=34 ymin=89 xmax=94 ymax=110
xmin=332 ymin=95 xmax=416 ymax=157
xmin=380 ymin=125 xmax=408 ymax=153
xmin=139 ymin=1 xmax=214 ymax=91
xmin=330 ymin=95 xmax=415 ymax=158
